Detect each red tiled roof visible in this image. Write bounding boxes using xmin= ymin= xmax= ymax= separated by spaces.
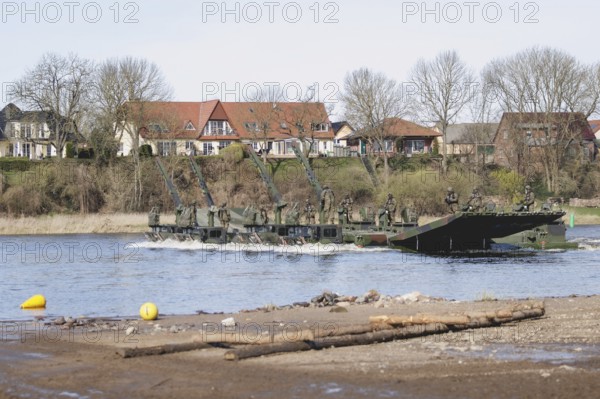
xmin=221 ymin=102 xmax=333 ymax=140
xmin=125 ymin=101 xmax=205 ymax=140
xmin=381 ymin=118 xmax=441 ymax=138
xmin=125 ymin=100 xmax=333 ymax=141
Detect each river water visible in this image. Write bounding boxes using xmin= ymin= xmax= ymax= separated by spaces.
xmin=1 ymin=226 xmax=599 ymax=321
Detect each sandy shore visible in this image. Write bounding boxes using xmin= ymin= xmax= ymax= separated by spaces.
xmin=1 ymin=295 xmax=599 ymax=398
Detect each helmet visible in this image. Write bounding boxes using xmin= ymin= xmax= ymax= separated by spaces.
xmin=447 ymin=187 xmax=453 ymax=192
xmin=525 ymin=185 xmax=531 ymax=190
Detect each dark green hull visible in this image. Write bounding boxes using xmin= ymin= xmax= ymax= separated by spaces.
xmin=388 ymin=211 xmax=567 ymax=253
xmin=493 ymin=221 xmax=577 ymax=250
xmin=146 ymin=223 xmax=343 ymax=245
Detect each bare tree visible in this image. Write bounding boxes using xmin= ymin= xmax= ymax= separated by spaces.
xmin=282 ymin=87 xmax=332 ymax=157
xmin=11 ymin=53 xmax=95 ymax=159
xmin=245 ymin=86 xmax=285 ymax=163
xmin=94 ymin=57 xmax=172 ymax=210
xmin=483 ymin=47 xmax=599 ymax=116
xmin=340 ymin=68 xmax=406 ymax=186
xmin=483 ymin=47 xmax=599 ymax=193
xmin=410 ymin=50 xmax=477 ymax=172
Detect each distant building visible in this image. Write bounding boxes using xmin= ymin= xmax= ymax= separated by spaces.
xmin=331 ymin=121 xmax=355 ymax=157
xmin=0 ymin=103 xmax=66 ymax=159
xmin=347 ymin=118 xmax=441 ymax=156
xmin=437 ymin=123 xmax=498 ymax=164
xmin=493 ymin=112 xmax=596 ymax=172
xmin=116 ymin=100 xmax=334 ymax=157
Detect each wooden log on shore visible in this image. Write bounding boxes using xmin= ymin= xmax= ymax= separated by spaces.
xmin=224 ymin=323 xmax=447 ymax=361
xmin=224 ymin=341 xmax=313 ymax=361
xmin=369 ymin=302 xmax=545 ymax=328
xmin=117 ymin=342 xmax=212 ymax=359
xmin=194 ymin=328 xmax=316 ymax=345
xmin=224 ymin=302 xmax=545 ymax=361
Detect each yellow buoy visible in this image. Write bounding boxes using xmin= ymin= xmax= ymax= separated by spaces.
xmin=139 ymin=302 xmax=158 ymax=320
xmin=20 ymin=294 xmax=46 ymax=309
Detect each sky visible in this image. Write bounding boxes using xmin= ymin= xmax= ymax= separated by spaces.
xmin=1 ymin=0 xmax=598 ymax=121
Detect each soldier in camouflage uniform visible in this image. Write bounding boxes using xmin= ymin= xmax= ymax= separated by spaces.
xmin=303 ymin=199 xmax=316 ymax=224
xmin=320 ymin=186 xmax=335 ymax=224
xmin=384 ymin=193 xmax=397 ymax=225
xmin=523 ymin=185 xmax=535 ymax=211
xmin=444 ymin=187 xmax=459 ymax=213
xmin=218 ymin=203 xmax=231 ymax=231
xmin=466 ymin=188 xmax=483 ymax=212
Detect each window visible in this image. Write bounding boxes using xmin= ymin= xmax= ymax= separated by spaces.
xmin=244 ymin=122 xmax=259 ymax=132
xmin=204 ymin=120 xmax=232 ymax=135
xmin=185 ymin=141 xmax=196 ymax=155
xmin=23 ymin=143 xmax=31 ymax=158
xmin=311 ymin=123 xmax=328 ymax=132
xmin=219 ymin=141 xmax=231 ymax=150
xmin=157 ymin=141 xmax=177 ymax=156
xmin=118 ymin=143 xmax=124 ymax=155
xmin=406 ymin=140 xmax=424 ymax=154
xmin=310 ymin=140 xmax=319 ymax=155
xmin=46 ymin=144 xmax=53 ymax=157
xmin=203 ymin=142 xmax=214 ymax=155
xmin=23 ymin=124 xmax=32 ymax=138
xmin=148 ymin=123 xmax=166 ymax=134
xmin=185 ymin=122 xmax=195 ymax=131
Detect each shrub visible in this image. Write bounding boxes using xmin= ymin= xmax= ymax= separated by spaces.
xmin=139 ymin=144 xmax=153 ymax=158
xmin=220 ymin=143 xmax=245 ymax=164
xmin=66 ymin=142 xmax=76 ymax=158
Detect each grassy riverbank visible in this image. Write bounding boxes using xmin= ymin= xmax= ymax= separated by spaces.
xmin=0 ymin=213 xmax=155 ymax=235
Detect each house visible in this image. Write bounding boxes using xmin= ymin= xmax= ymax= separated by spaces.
xmin=331 ymin=122 xmax=355 ymax=157
xmin=493 ymin=112 xmax=596 ymax=172
xmin=439 ymin=123 xmax=498 ymax=163
xmin=117 ymin=101 xmax=230 ymax=157
xmin=347 ymin=118 xmax=441 ymax=156
xmin=116 ymin=100 xmax=334 ymax=157
xmin=0 ymin=103 xmax=65 ymax=159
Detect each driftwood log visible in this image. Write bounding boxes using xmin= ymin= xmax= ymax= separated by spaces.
xmin=117 ymin=342 xmax=213 ymax=358
xmin=224 ymin=323 xmax=445 ymax=361
xmin=223 ymin=302 xmax=545 ymax=361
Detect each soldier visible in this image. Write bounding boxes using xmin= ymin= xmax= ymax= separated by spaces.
xmin=384 ymin=193 xmax=397 ymax=225
xmin=148 ymin=203 xmax=161 ymax=227
xmin=320 ymin=185 xmax=335 ymax=224
xmin=303 ymin=199 xmax=316 ymax=224
xmin=523 ymin=185 xmax=535 ymax=211
xmin=259 ymin=205 xmax=269 ymax=225
xmin=444 ymin=187 xmax=459 ymax=213
xmin=191 ymin=201 xmax=198 ymax=226
xmin=341 ymin=194 xmax=353 ymax=222
xmin=218 ymin=203 xmax=231 ymax=231
xmin=175 ymin=204 xmax=184 ymax=226
xmin=466 ymin=188 xmax=483 ymax=212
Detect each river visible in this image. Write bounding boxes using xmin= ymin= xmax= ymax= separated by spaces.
xmin=1 ymin=226 xmax=599 ymax=321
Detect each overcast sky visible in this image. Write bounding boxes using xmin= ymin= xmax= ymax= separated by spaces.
xmin=1 ymin=0 xmax=597 ymax=120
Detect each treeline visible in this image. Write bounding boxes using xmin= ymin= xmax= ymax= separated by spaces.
xmin=5 ymin=46 xmax=600 ymax=216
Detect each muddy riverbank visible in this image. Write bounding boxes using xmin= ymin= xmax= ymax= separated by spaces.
xmin=1 ymin=295 xmax=599 ymax=398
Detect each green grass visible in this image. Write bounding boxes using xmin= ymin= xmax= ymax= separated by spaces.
xmin=562 ymin=206 xmax=600 ymax=225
